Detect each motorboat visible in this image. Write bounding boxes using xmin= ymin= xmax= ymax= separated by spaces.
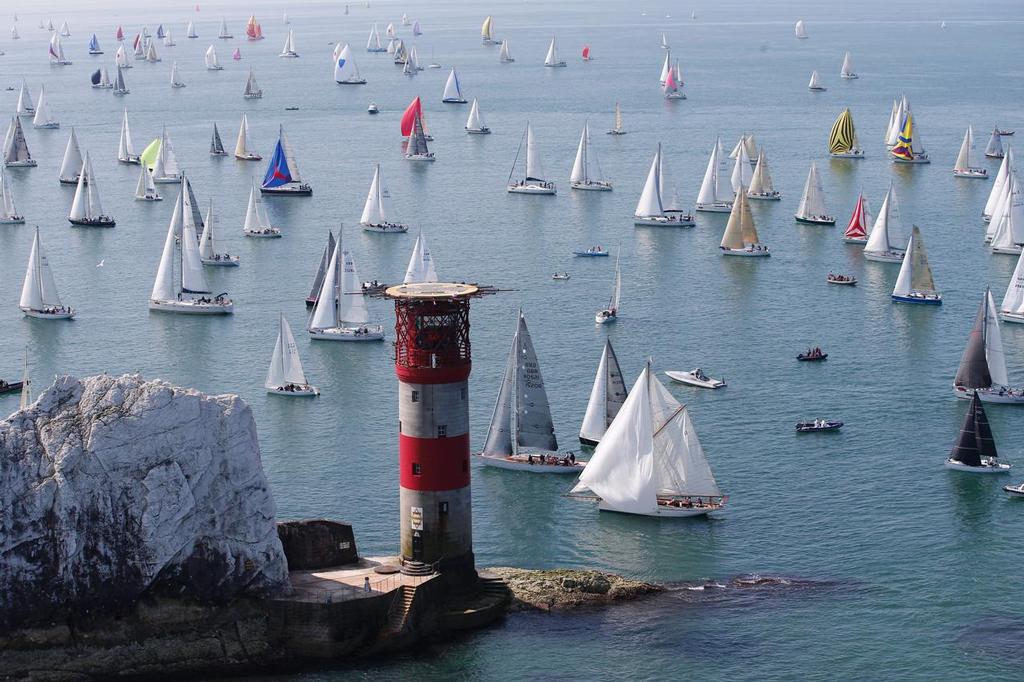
xmin=827 ymin=273 xmax=857 ymax=285
xmin=797 ymin=348 xmax=827 ymax=361
xmin=664 ymin=369 xmax=725 ymax=389
xmin=573 ymin=246 xmax=609 ymax=257
xmin=795 ymin=419 xmax=843 ymax=433
xmin=552 ymin=272 xmax=570 ymax=280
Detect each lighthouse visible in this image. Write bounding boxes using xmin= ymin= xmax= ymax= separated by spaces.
xmin=385 ymin=282 xmax=485 ymax=579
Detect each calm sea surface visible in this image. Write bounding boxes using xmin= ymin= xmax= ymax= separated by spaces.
xmin=2 ymin=0 xmax=1023 ymax=678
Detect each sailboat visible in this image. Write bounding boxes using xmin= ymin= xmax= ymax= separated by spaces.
xmin=246 ymin=15 xmax=264 ymax=41
xmin=476 ymin=311 xmax=583 ymax=473
xmin=118 ymin=108 xmax=139 ymax=164
xmin=67 ymin=153 xmax=115 ymax=227
xmin=261 ymin=125 xmax=312 ymax=194
xmin=402 ymin=231 xmax=438 ymax=284
xmin=366 ymin=24 xmax=385 ymax=52
xmin=795 ymin=19 xmax=808 ymax=39
xmin=187 ymin=20 xmax=198 ymax=39
xmin=661 ymin=32 xmax=669 ymax=49
xmin=985 ymin=127 xmax=1005 ymax=159
xmin=402 ymin=13 xmax=410 ymax=26
xmin=953 ymin=290 xmax=1023 ymax=403
xmin=88 ymin=33 xmax=103 ymax=54
xmin=164 ymin=29 xmax=175 ymax=47
xmin=32 ymin=86 xmax=59 ymax=129
xmin=579 ymin=340 xmax=628 ymax=446
xmin=985 ymin=149 xmax=1013 ymax=222
xmin=404 ymin=111 xmax=435 ymax=162
xmin=413 ymin=20 xmax=422 ymax=36
xmin=571 ymin=362 xmax=726 ymax=516
xmin=481 ymin=15 xmax=497 ymax=45
xmin=91 ymin=68 xmax=113 ymax=89
xmin=145 ymin=127 xmax=182 ymax=184
xmin=0 ymin=167 xmax=25 ymax=223
xmin=840 ymin=51 xmax=857 ymax=79
xmin=730 ymin=144 xmax=754 ymax=195
xmin=891 ymin=226 xmax=941 ymax=304
xmin=607 ymin=102 xmax=626 ymax=135
xmin=406 ymin=46 xmax=422 ymax=72
xmin=306 ymin=232 xmax=337 ymax=306
xmin=205 ymin=44 xmax=223 ymax=70
xmin=267 ymin=315 xmax=319 ymax=396
xmin=11 ymin=25 xmax=19 ymax=40
xmin=747 ymin=150 xmax=781 ymax=200
xmin=499 ymin=40 xmax=514 ymax=63
xmin=156 ymin=24 xmax=165 ymax=40
xmin=442 ymin=68 xmax=467 ymax=103
xmin=112 ymin=64 xmax=130 ymax=95
xmin=170 ymin=61 xmax=186 ymax=88
xmin=695 ymin=138 xmax=732 ymax=212
xmin=829 ymin=108 xmax=864 ymax=158
xmin=134 ymin=163 xmax=161 ymax=201
xmin=232 ymin=47 xmax=241 ymax=60
xmin=633 ymin=144 xmax=694 ymax=226
xmin=149 ymin=176 xmax=234 ymax=315
xmin=199 ymin=200 xmax=238 ymax=265
xmin=3 ymin=117 xmax=37 ymax=167
xmin=595 ymin=252 xmax=621 ymax=324
xmin=115 ymin=44 xmax=130 ymax=69
xmin=132 ymin=35 xmax=144 ymax=60
xmin=729 ymin=134 xmax=758 ymax=163
xmin=582 ymin=45 xmax=592 ymax=61
xmin=891 ymin=109 xmax=930 ymax=163
xmin=360 ymin=164 xmax=408 ymax=233
xmin=544 ymin=37 xmax=566 ymax=67
xmin=570 ymin=121 xmax=612 ymax=191
xmin=400 ymin=96 xmax=432 ymax=140
xmin=307 ymin=231 xmax=384 ymax=341
xmin=280 ymin=29 xmax=298 ymax=57
xmin=233 ymin=114 xmax=261 ymax=160
xmin=989 ymin=172 xmax=1023 ymax=254
xmin=952 ymin=126 xmax=987 ymax=178
xmin=465 ymin=98 xmax=490 ymax=134
xmin=842 ymin=193 xmax=872 ymax=243
xmin=243 ymin=68 xmax=262 ymax=98
xmin=244 ymin=180 xmax=281 ymax=237
xmin=1000 ymin=247 xmax=1024 ymax=323
xmin=508 ymin=123 xmax=554 ymax=194
xmin=20 ymin=227 xmax=74 ymax=319
xmin=721 ymin=192 xmax=770 ymax=256
xmin=49 ymin=34 xmax=71 ymax=65
xmin=807 ymin=70 xmax=826 ymax=91
xmin=58 ymin=128 xmax=84 ymax=184
xmin=208 ymin=122 xmax=227 ymax=156
xmin=15 ymin=80 xmax=34 ymax=117
xmin=863 ymin=183 xmax=905 ymax=261
xmin=663 ymin=64 xmax=683 ymax=99
xmin=794 ymin=162 xmax=835 ymax=224
xmin=334 ymin=44 xmax=366 ymax=84
xmin=944 ymin=392 xmax=1011 ymax=473
xmin=391 ymin=39 xmax=406 ymax=63
xmin=145 ymin=40 xmax=160 ymax=62
xmin=218 ymin=18 xmax=232 ymax=39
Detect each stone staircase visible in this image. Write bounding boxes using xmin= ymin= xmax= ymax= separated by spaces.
xmin=399 ymin=560 xmax=434 ymax=576
xmin=382 ymin=585 xmax=417 ymax=636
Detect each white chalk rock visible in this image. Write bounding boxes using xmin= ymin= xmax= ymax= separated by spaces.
xmin=0 ymin=374 xmax=288 ymax=628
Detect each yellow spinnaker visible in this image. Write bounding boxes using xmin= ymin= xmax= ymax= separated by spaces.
xmin=139 ymin=138 xmax=160 ymax=170
xmin=829 ymin=108 xmax=856 ymax=154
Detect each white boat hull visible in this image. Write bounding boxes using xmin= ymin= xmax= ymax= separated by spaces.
xmin=721 ymin=247 xmax=770 ymax=257
xmin=944 ymin=458 xmax=1012 ymax=473
xmin=267 ymin=385 xmax=319 ymax=397
xmin=953 ymin=169 xmax=988 ymax=179
xmin=235 ymin=153 xmax=262 ymax=161
xmin=361 ymin=222 xmax=409 ymax=233
xmin=992 ymin=245 xmax=1022 ymax=255
xmin=747 ymin=192 xmax=781 ymax=201
xmin=148 ymin=298 xmax=234 ymax=315
xmin=695 ymin=202 xmax=732 ymax=213
xmin=466 ymin=127 xmax=491 ymax=134
xmin=952 ymin=385 xmax=1024 ymax=404
xmin=1004 ymin=483 xmax=1024 ymax=496
xmin=842 ymin=237 xmax=868 ymax=244
xmin=0 ymin=216 xmax=26 ymax=224
xmin=597 ymin=500 xmax=723 ymax=517
xmin=244 ymin=229 xmax=282 ymax=238
xmin=595 ymin=311 xmax=617 ymax=325
xmin=634 ymin=215 xmax=695 ymax=227
xmin=999 ymin=311 xmax=1024 ymax=324
xmin=21 ymin=307 xmax=74 ymax=320
xmin=405 ymin=153 xmax=435 ymax=162
xmin=309 ymin=325 xmax=384 ymax=341
xmin=829 ymin=150 xmax=864 ymax=159
xmin=508 ymin=182 xmax=555 ymax=195
xmin=202 ymin=255 xmax=240 ymax=266
xmin=864 ymin=251 xmax=904 ymax=263
xmin=571 ymin=180 xmax=612 ymax=191
xmin=474 ymin=452 xmax=585 ymax=474
xmin=664 ymin=371 xmax=725 ymax=389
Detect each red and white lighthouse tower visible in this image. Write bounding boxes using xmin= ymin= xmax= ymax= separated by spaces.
xmin=385 ymin=282 xmax=484 ymax=578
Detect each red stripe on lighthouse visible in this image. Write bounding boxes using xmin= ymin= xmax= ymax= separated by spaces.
xmin=399 ymin=433 xmax=470 ymax=490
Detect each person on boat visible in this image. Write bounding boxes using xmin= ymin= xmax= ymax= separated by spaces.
xmin=527 ymin=454 xmax=534 ymax=465
xmin=569 ymin=452 xmax=575 ymax=464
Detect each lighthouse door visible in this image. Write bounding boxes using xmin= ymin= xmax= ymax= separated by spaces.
xmin=411 ymin=531 xmax=423 ymax=561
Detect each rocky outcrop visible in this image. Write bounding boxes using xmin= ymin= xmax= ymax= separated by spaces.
xmin=486 ymin=568 xmax=663 ymax=611
xmin=0 ymin=374 xmax=289 ymax=631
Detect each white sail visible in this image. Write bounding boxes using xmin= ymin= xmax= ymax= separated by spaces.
xmin=544 ymin=37 xmax=561 ymax=66
xmin=795 ymin=162 xmax=828 ymax=218
xmin=499 ymin=40 xmax=512 ymax=62
xmin=442 ymin=68 xmax=463 ymax=101
xmin=894 ymin=228 xmax=923 ymax=296
xmin=795 ymin=19 xmax=807 ymax=38
xmin=985 ymin=149 xmax=1013 ymax=218
xmin=808 ymin=70 xmax=823 ymax=89
xmin=985 ymin=127 xmax=1004 ymax=158
xmin=730 ymin=143 xmax=753 ymax=193
xmin=570 ymin=122 xmax=602 ymax=184
xmin=145 ymin=40 xmax=160 ymax=62
xmin=360 ymin=164 xmax=393 ymax=225
xmin=280 ymin=29 xmax=297 ymax=56
xmin=32 ymin=86 xmax=56 ymax=128
xmin=164 ymin=29 xmax=175 ymax=46
xmin=579 ymin=340 xmax=628 ymax=444
xmin=1001 ymin=248 xmax=1024 ymax=316
xmin=367 ymin=24 xmax=382 ymax=50
xmin=205 ymin=44 xmax=221 ymax=68
xmin=954 ymin=126 xmax=975 ymax=170
xmin=990 ymin=174 xmax=1024 ymax=251
xmin=58 ymin=128 xmax=83 ymax=183
xmin=115 ymin=44 xmax=128 ymax=68
xmin=659 ymin=51 xmax=671 ymax=83
xmin=982 ymin=290 xmax=1009 ymax=387
xmin=748 ymin=151 xmax=775 ymax=195
xmin=179 ymin=186 xmax=208 ymax=294
xmin=0 ymin=167 xmax=20 ymax=220
xmin=118 ymin=108 xmax=136 ymax=162
xmin=244 ymin=182 xmax=273 ymax=231
xmin=68 ymin=153 xmax=105 ymax=220
xmin=3 ymin=117 xmax=33 ymax=165
xmin=112 ymin=64 xmax=129 ymax=94
xmin=235 ymin=114 xmax=256 ymax=157
xmin=635 ymin=145 xmax=663 ymax=218
xmin=696 ymin=139 xmax=727 ymax=205
xmin=266 ymin=314 xmax=309 ymax=389
xmin=170 ymin=61 xmax=184 ymax=87
xmin=572 ymin=364 xmax=722 ymax=511
xmin=153 ymin=128 xmax=180 ymax=180
xmin=134 ymin=163 xmax=159 ymax=200
xmin=524 ymin=124 xmax=546 ymax=181
xmin=218 ymin=18 xmax=230 ymax=38
xmin=309 ymin=237 xmax=341 ymax=330
xmin=187 ymin=21 xmax=198 ymax=39
xmin=865 ymin=183 xmax=901 ymax=254
xmin=334 ymin=44 xmax=362 ymax=82
xmin=841 ymin=51 xmax=854 ymax=77
xmin=15 ymin=80 xmax=34 ymax=116
xmin=337 ymin=244 xmax=368 ymax=324
xmin=199 ymin=202 xmax=215 ymax=258
xmin=403 ymin=232 xmax=438 ymax=284
xmin=20 ymin=227 xmax=63 ymax=310
xmin=466 ymin=98 xmax=486 ymax=130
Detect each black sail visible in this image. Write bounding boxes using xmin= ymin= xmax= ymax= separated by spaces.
xmin=953 ymin=300 xmax=991 ymax=389
xmin=950 ymin=393 xmax=983 ymax=466
xmin=90 ymin=69 xmax=101 ymax=85
xmin=972 ymin=392 xmax=999 ymax=461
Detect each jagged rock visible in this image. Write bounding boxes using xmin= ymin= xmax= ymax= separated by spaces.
xmin=486 ymin=568 xmax=663 ymax=611
xmin=0 ymin=374 xmax=289 ymax=631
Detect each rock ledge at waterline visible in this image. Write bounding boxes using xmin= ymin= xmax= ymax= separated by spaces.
xmin=487 ymin=567 xmax=664 ymax=611
xmin=0 ymin=373 xmax=289 ymax=630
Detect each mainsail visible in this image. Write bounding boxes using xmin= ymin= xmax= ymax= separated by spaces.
xmin=403 ymin=232 xmax=438 ymax=284
xmin=955 ymin=290 xmax=1009 ymax=390
xmin=893 ymin=227 xmax=938 ymax=296
xmin=949 ymin=393 xmax=998 ymax=467
xmin=795 ymin=162 xmax=828 ymax=219
xmin=266 ymin=314 xmax=309 ymax=389
xmin=579 ymin=340 xmax=629 ymax=444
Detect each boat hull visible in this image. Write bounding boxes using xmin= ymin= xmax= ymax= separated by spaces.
xmin=829 ymin=150 xmax=864 ymax=159
xmin=267 ymin=385 xmax=320 ymax=397
xmin=69 ymin=217 xmax=115 ymax=227
xmin=308 ymin=325 xmax=384 ymax=341
xmin=571 ymin=181 xmax=612 ymax=191
xmin=474 ymin=453 xmax=585 ymax=474
xmin=944 ymin=458 xmax=1012 ymax=474
xmin=696 ymin=202 xmax=733 ymax=213
xmin=747 ymin=192 xmax=781 ymax=201
xmin=795 ymin=216 xmax=836 ymax=225
xmin=864 ymin=251 xmax=904 ymax=263
xmin=202 ymin=256 xmax=240 ymax=266
xmin=235 ymin=153 xmax=262 ymax=161
xmin=827 ymin=277 xmax=857 ymax=285
xmin=148 ymin=299 xmax=233 ymax=315
xmin=578 ymin=436 xmax=599 ymax=447
xmin=336 ymin=79 xmax=367 ymax=85
xmin=21 ymin=307 xmax=74 ymax=320
xmin=508 ymin=183 xmax=555 ymax=195
xmin=244 ymin=229 xmax=282 ymax=238
xmin=999 ymin=311 xmax=1024 ymax=324
xmin=404 ymin=154 xmax=436 ymax=162
xmin=466 ymin=127 xmax=491 ymax=134
xmin=664 ymin=371 xmax=725 ymax=389
xmin=0 ymin=216 xmax=26 ymax=224
xmin=953 ymin=169 xmax=988 ymax=179
xmin=634 ymin=215 xmax=695 ymax=227
xmin=261 ymin=184 xmax=312 ymax=196
xmin=892 ymin=155 xmax=930 ymax=164
xmin=5 ymin=160 xmax=37 ymax=167
xmin=991 ymin=245 xmax=1022 ymax=255
xmin=952 ymin=385 xmax=1024 ymax=404
xmin=721 ymin=247 xmax=770 ymax=257
xmin=118 ymin=156 xmax=141 ymax=165
xmin=361 ymin=222 xmax=409 ymax=233
xmin=595 ymin=311 xmax=617 ymax=325
xmin=891 ymin=293 xmax=942 ymax=305
xmin=1004 ymin=484 xmax=1024 ymax=496
xmin=597 ymin=500 xmax=722 ymax=517
xmin=842 ymin=237 xmax=868 ymax=244
xmin=442 ymin=98 xmax=467 ymax=104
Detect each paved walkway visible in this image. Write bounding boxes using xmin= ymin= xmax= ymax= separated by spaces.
xmin=283 ymin=556 xmax=435 ymax=603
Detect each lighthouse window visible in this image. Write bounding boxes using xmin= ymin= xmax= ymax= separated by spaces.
xmin=437 ymin=425 xmax=447 ymax=438
xmin=412 ymin=463 xmax=422 ymax=476
xmin=460 ymin=387 xmax=467 ymax=400
xmin=411 ymin=390 xmax=420 ymax=403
